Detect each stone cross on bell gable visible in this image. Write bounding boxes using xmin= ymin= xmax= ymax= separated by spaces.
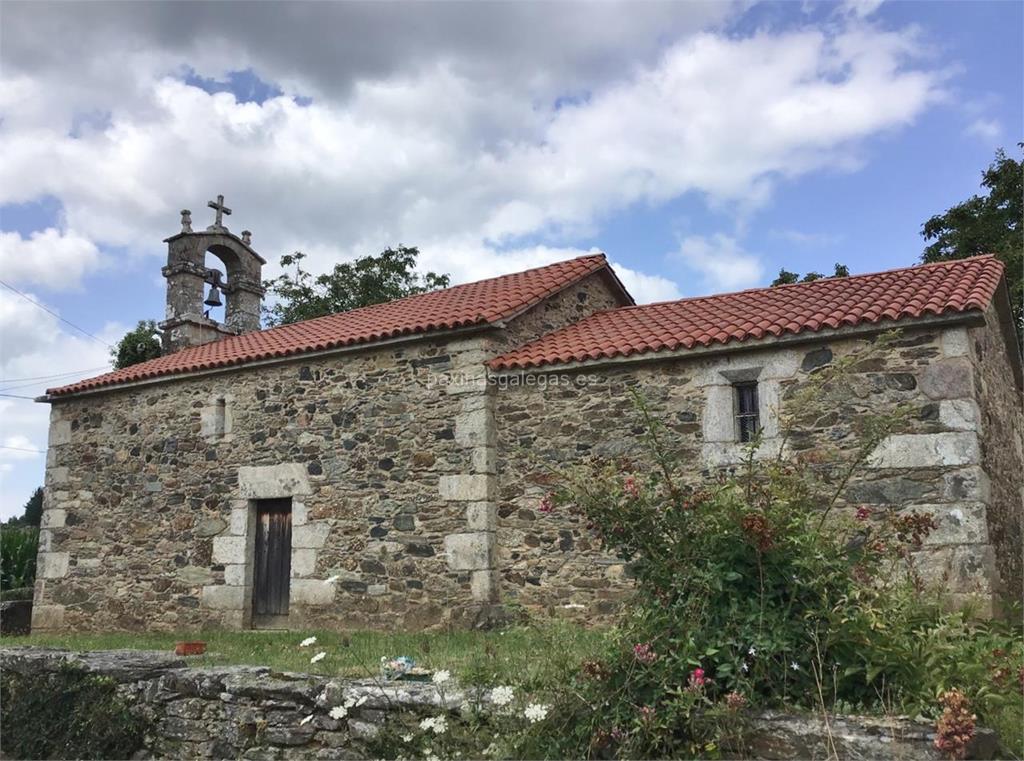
xmin=207 ymin=194 xmax=232 ymax=231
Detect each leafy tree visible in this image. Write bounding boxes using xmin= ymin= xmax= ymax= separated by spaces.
xmin=111 ymin=320 xmax=162 ymax=369
xmin=263 ymin=246 xmax=450 ymax=326
xmin=2 ymin=487 xmax=42 ymax=528
xmin=921 ymin=146 xmax=1023 ymax=330
xmin=21 ymin=486 xmax=42 ymax=527
xmin=771 ymin=262 xmax=849 ymax=287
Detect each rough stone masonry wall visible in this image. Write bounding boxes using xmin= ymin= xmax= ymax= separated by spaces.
xmin=34 ymin=272 xmax=625 ymax=633
xmin=0 ymin=648 xmax=1000 ymax=760
xmin=438 ymin=270 xmax=628 ymax=613
xmin=967 ymin=303 xmax=1024 ymax=602
xmin=36 ymin=337 xmax=475 ymax=633
xmin=494 ymin=323 xmax=1010 ymax=621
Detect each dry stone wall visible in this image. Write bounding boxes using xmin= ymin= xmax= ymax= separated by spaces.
xmin=0 ymin=647 xmax=999 ymax=760
xmin=493 ymin=323 xmax=1017 ymax=621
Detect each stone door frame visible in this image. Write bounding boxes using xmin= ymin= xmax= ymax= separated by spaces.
xmin=203 ymin=463 xmax=328 ymax=629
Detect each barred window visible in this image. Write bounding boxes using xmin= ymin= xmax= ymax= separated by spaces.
xmin=734 ymin=382 xmax=760 ymax=442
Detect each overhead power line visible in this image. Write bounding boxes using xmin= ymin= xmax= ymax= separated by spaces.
xmin=0 ymin=368 xmax=111 ymax=394
xmin=0 ymin=393 xmax=38 ymax=400
xmin=0 ymin=444 xmax=45 ymax=454
xmin=0 ymin=366 xmax=109 ymax=384
xmin=0 ymin=279 xmax=113 ymax=348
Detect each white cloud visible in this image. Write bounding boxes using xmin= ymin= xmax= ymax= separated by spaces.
xmin=673 ymin=234 xmax=764 ymax=291
xmin=0 ymin=228 xmax=103 ymax=290
xmin=0 ymin=15 xmax=945 ymax=289
xmin=840 ymin=0 xmax=886 ymax=19
xmin=0 ymin=289 xmax=119 ymax=519
xmin=611 ymin=263 xmax=682 ymax=304
xmin=964 ymin=118 xmax=1001 ymax=142
xmin=769 ymin=228 xmax=843 ymax=247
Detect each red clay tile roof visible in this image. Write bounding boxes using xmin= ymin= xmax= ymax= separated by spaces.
xmin=489 ymin=255 xmax=1005 ymax=371
xmin=49 ymin=254 xmax=626 ymax=397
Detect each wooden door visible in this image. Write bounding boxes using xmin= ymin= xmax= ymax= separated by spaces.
xmin=253 ymin=498 xmax=292 ymax=619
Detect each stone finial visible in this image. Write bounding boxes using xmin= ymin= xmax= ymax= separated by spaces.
xmin=207 ymin=194 xmax=232 ymax=231
xmin=180 ymin=209 xmax=193 ymax=233
xmin=241 ymin=230 xmax=252 ymax=246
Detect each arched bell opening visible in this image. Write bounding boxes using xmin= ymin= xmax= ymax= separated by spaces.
xmin=203 ymin=250 xmax=228 ymax=324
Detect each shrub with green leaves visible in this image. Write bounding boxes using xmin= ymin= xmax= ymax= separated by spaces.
xmin=0 ymin=665 xmax=150 ymax=759
xmin=1 ymin=526 xmax=38 ymax=592
xmin=512 ymin=337 xmax=1023 ymax=760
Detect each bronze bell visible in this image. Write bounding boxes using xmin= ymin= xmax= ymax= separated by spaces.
xmin=204 ymin=284 xmax=223 ymax=307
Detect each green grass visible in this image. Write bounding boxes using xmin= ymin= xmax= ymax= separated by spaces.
xmin=15 ymin=622 xmax=611 ymax=688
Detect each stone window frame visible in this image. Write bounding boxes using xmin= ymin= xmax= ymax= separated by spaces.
xmin=200 ymin=392 xmax=234 ymax=440
xmin=702 ymin=364 xmax=784 ymax=466
xmin=722 ymin=367 xmax=764 ymax=444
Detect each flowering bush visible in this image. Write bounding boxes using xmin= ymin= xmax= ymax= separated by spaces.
xmin=509 ymin=336 xmax=1023 ymax=759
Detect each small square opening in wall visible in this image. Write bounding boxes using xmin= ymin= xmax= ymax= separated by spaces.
xmin=213 ymin=398 xmax=227 ymax=437
xmin=202 ymin=396 xmax=232 ymax=439
xmin=734 ymin=381 xmax=760 ymax=442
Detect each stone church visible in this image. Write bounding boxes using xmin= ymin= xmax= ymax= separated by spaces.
xmin=32 ymin=199 xmax=1023 ymax=632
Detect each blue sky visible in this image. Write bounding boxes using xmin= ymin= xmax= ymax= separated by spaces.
xmin=0 ymin=0 xmax=1020 ymax=518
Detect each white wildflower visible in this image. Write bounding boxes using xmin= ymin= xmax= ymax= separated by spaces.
xmin=432 ymin=669 xmax=451 ymax=685
xmin=747 ymin=646 xmax=756 ymax=656
xmin=790 ymin=661 xmax=800 ymax=671
xmin=419 ymin=716 xmax=448 ymax=735
xmin=310 ymin=651 xmax=326 ymax=664
xmin=401 ymin=734 xmax=413 ymax=743
xmin=299 ymin=636 xmax=317 ymax=647
xmin=329 ymin=706 xmax=347 ymax=720
xmin=299 ymin=714 xmax=314 ymax=726
xmin=741 ymin=662 xmax=749 ymax=673
xmin=524 ymin=703 xmax=550 ymax=723
xmin=490 ymin=686 xmax=515 ymax=707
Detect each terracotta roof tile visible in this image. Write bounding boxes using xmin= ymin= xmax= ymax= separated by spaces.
xmin=50 ymin=254 xmax=619 ymax=397
xmin=489 ymin=255 xmax=1004 ymax=371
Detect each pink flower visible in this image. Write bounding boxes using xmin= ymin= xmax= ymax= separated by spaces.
xmin=638 ymin=705 xmax=656 ymax=723
xmin=623 ymin=476 xmax=640 ymax=499
xmin=633 ymin=642 xmax=657 ymax=664
xmin=538 ymin=493 xmax=554 ymax=514
xmin=687 ymin=667 xmax=707 ymax=691
xmin=855 ymin=506 xmax=872 ymax=522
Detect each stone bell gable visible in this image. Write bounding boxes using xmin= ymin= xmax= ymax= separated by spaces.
xmin=160 ymin=196 xmax=266 ymax=353
xmin=31 ymin=238 xmax=1022 ymax=632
